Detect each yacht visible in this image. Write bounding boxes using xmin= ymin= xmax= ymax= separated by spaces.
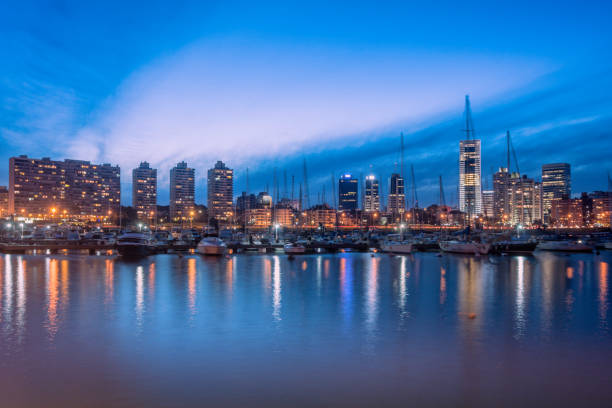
xmin=116 ymin=232 xmax=154 ymax=257
xmin=284 ymin=242 xmax=306 ymax=254
xmin=536 ymin=240 xmax=593 ymax=253
xmin=439 ymin=240 xmax=491 ymax=255
xmin=380 ymin=235 xmax=413 ymax=254
xmin=196 ymin=237 xmax=227 ymax=255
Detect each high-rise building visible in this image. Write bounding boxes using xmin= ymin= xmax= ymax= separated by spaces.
xmin=0 ymin=186 xmax=8 ymax=217
xmin=493 ymin=167 xmax=510 ymax=223
xmin=8 ymin=155 xmax=120 ymax=220
xmin=170 ymin=161 xmax=195 ymax=221
xmin=459 ymin=139 xmax=482 ymax=216
xmin=542 ymin=163 xmax=571 ymax=221
xmin=338 ymin=173 xmax=358 ymax=211
xmin=364 ymin=175 xmax=380 ymax=212
xmin=458 ymin=96 xmax=482 ymax=218
xmin=508 ymin=174 xmax=541 ymax=226
xmin=207 ymin=161 xmax=234 ymax=222
xmin=388 ymin=173 xmax=405 ymax=214
xmin=64 ymin=160 xmax=120 ymax=218
xmin=9 ymin=155 xmax=66 ymax=217
xmin=132 ymin=162 xmax=157 ymax=220
xmin=482 ymin=190 xmax=494 ymax=220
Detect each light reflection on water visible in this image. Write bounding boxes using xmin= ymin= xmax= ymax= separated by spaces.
xmin=0 ymin=251 xmax=611 ymax=407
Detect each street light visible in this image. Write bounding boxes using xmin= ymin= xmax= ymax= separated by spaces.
xmin=19 ymin=223 xmax=24 ymax=240
xmin=274 ymin=223 xmax=280 ymax=241
xmin=138 ymin=223 xmax=143 ymax=232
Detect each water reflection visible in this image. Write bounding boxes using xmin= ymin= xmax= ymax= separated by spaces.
xmin=272 ymin=256 xmax=281 ymax=321
xmin=600 ymin=261 xmax=609 ymax=332
xmin=16 ymin=256 xmax=26 ymax=342
xmin=105 ymin=259 xmax=114 ymax=305
xmin=364 ymin=256 xmax=379 ymax=333
xmin=46 ymin=258 xmax=59 ymax=340
xmin=188 ymin=258 xmax=196 ymax=316
xmin=0 ymin=252 xmax=611 ymax=407
xmin=514 ymin=256 xmax=527 ymax=340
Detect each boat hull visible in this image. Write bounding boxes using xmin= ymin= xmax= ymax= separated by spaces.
xmin=196 ymin=245 xmax=226 ymax=255
xmin=439 ymin=241 xmax=490 ymax=255
xmin=116 ymin=244 xmax=152 ymax=257
xmin=492 ymin=242 xmax=538 ymax=254
xmin=537 ymin=242 xmax=593 ymax=253
xmin=380 ymin=243 xmax=413 ymax=254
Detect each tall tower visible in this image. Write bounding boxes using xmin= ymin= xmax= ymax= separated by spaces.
xmin=541 ymin=163 xmax=571 ymax=221
xmin=132 ymin=161 xmax=157 ymax=220
xmin=458 ymin=95 xmax=482 ymax=218
xmin=364 ymin=175 xmax=380 ymax=212
xmin=207 ymin=161 xmax=234 ymax=223
xmin=170 ymin=161 xmax=195 ymax=221
xmin=338 ymin=173 xmax=358 ymax=211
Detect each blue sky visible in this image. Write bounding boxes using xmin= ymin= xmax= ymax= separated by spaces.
xmin=1 ymin=0 xmax=611 ymax=206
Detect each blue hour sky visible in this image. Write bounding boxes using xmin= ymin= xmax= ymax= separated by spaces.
xmin=1 ymin=0 xmax=611 ymax=206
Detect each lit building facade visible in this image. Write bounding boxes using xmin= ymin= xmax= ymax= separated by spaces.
xmin=388 ymin=173 xmax=405 ymax=215
xmin=493 ymin=167 xmax=510 ymax=223
xmin=132 ymin=162 xmax=157 ymax=220
xmin=364 ymin=175 xmax=380 ymax=212
xmin=0 ymin=186 xmax=8 ymax=217
xmin=170 ymin=161 xmax=195 ymax=221
xmin=9 ymin=155 xmax=120 ymax=220
xmin=207 ymin=161 xmax=234 ymax=223
xmin=338 ymin=173 xmax=358 ymax=211
xmin=542 ymin=163 xmax=571 ymax=221
xmin=482 ymin=190 xmax=494 ymax=220
xmin=508 ymin=174 xmax=541 ymax=226
xmin=459 ymin=139 xmax=482 ymax=217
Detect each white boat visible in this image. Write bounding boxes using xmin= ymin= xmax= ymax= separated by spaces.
xmin=196 ymin=237 xmax=227 ymax=255
xmin=284 ymin=243 xmax=306 ymax=254
xmin=439 ymin=240 xmax=491 ymax=255
xmin=605 ymin=242 xmax=612 ymax=250
xmin=116 ymin=232 xmax=154 ymax=257
xmin=536 ymin=240 xmax=593 ymax=253
xmin=380 ymin=241 xmax=413 ymax=254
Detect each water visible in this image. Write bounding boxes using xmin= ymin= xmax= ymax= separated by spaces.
xmin=0 ymin=251 xmax=611 ymax=407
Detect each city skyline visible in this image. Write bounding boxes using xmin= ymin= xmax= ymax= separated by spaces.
xmin=1 ymin=2 xmax=611 ymax=206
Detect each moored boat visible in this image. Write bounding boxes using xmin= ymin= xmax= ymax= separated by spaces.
xmin=116 ymin=232 xmax=154 ymax=257
xmin=492 ymin=240 xmax=538 ymax=254
xmin=284 ymin=242 xmax=306 ymax=254
xmin=439 ymin=240 xmax=491 ymax=255
xmin=196 ymin=237 xmax=227 ymax=255
xmin=536 ymin=240 xmax=593 ymax=253
xmin=380 ymin=241 xmax=413 ymax=254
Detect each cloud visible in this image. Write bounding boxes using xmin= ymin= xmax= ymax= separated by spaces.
xmin=64 ymin=38 xmax=550 ymax=202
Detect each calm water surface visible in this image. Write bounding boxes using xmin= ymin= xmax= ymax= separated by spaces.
xmin=0 ymin=251 xmax=611 ymax=407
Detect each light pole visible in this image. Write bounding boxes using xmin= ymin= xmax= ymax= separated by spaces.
xmin=274 ymin=223 xmax=280 ymax=242
xmin=190 ymin=211 xmax=194 ymax=229
xmin=138 ymin=222 xmax=143 ymax=232
xmin=19 ymin=223 xmax=24 ymax=240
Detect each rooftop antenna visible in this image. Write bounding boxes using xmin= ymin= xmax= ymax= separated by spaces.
xmin=283 ymin=169 xmax=288 ymax=200
xmin=463 ymin=95 xmax=475 ymax=140
xmin=303 ymin=158 xmax=310 ymax=210
xmin=439 ymin=175 xmax=446 ymax=207
xmin=291 ymin=175 xmax=295 ymax=202
xmin=331 ymin=172 xmax=337 ymax=209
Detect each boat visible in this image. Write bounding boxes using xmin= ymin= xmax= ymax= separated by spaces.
xmin=196 ymin=237 xmax=227 ymax=255
xmin=536 ymin=240 xmax=593 ymax=253
xmin=380 ymin=235 xmax=413 ymax=254
xmin=284 ymin=242 xmax=306 ymax=254
xmin=604 ymin=242 xmax=612 ymax=250
xmin=439 ymin=240 xmax=491 ymax=255
xmin=492 ymin=240 xmax=538 ymax=254
xmin=116 ymin=232 xmax=154 ymax=257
